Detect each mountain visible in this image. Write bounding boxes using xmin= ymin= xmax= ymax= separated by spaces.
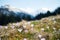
xmin=0 ymin=5 xmax=34 ymax=25
xmin=0 ymin=5 xmax=34 ymax=19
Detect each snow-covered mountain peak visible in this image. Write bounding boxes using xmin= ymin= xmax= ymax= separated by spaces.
xmin=1 ymin=5 xmax=23 ymax=12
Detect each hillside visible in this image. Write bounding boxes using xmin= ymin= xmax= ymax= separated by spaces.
xmin=0 ymin=15 xmax=60 ymax=40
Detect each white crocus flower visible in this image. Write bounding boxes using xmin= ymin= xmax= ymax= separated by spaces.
xmin=23 ymin=25 xmax=26 ymax=28
xmin=53 ymin=27 xmax=56 ymax=30
xmin=18 ymin=28 xmax=23 ymax=32
xmin=41 ymin=38 xmax=46 ymax=40
xmin=31 ymin=24 xmax=34 ymax=27
xmin=23 ymin=38 xmax=27 ymax=40
xmin=38 ymin=34 xmax=42 ymax=38
xmin=41 ymin=28 xmax=45 ymax=31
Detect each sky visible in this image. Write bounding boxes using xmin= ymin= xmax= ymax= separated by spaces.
xmin=0 ymin=0 xmax=60 ymax=16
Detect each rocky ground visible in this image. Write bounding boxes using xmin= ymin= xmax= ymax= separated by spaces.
xmin=0 ymin=15 xmax=60 ymax=40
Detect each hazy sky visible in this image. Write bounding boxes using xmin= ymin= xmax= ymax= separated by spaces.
xmin=0 ymin=0 xmax=60 ymax=16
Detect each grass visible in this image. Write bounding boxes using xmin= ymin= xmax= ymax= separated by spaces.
xmin=0 ymin=15 xmax=60 ymax=40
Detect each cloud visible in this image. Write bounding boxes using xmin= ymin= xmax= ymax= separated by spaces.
xmin=41 ymin=8 xmax=51 ymax=11
xmin=20 ymin=8 xmax=35 ymax=13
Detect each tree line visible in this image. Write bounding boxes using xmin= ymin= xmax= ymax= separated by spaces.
xmin=35 ymin=7 xmax=60 ymax=20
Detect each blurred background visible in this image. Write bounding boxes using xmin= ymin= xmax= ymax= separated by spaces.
xmin=0 ymin=0 xmax=60 ymax=25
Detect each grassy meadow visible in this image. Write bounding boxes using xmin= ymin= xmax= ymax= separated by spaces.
xmin=0 ymin=15 xmax=60 ymax=40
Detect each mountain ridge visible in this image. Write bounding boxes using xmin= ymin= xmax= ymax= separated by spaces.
xmin=0 ymin=5 xmax=34 ymax=25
